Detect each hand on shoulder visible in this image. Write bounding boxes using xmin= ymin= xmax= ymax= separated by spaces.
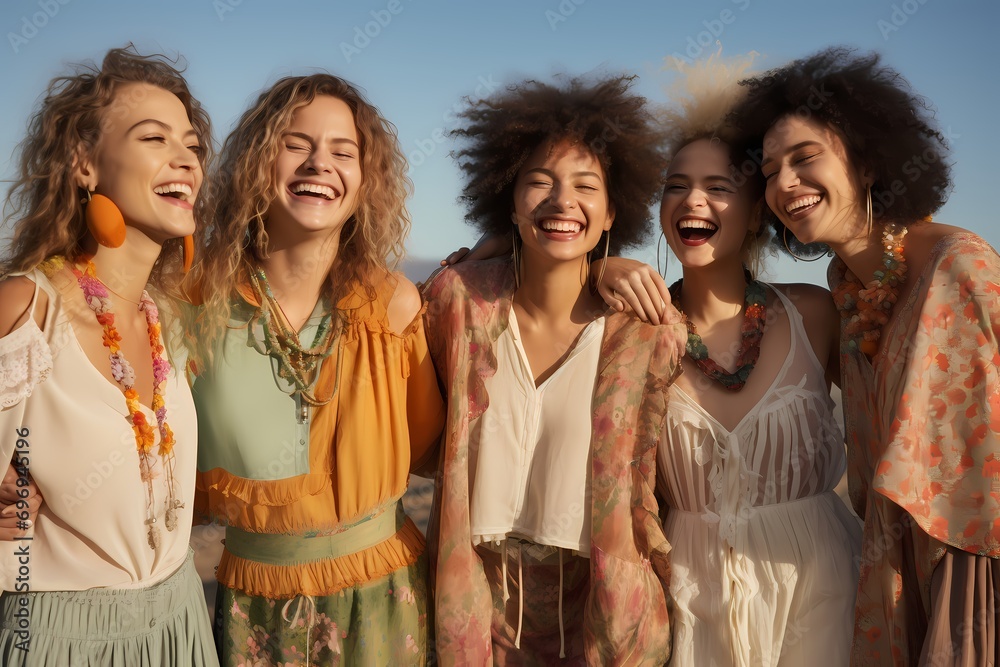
xmin=0 ymin=275 xmax=47 ymax=338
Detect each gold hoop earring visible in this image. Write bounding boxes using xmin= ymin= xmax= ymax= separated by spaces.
xmin=866 ymin=186 xmax=873 ymax=239
xmin=656 ymin=230 xmax=668 ymax=279
xmin=591 ymin=230 xmax=611 ymax=294
xmin=511 ymin=228 xmax=521 ymax=289
xmin=782 ymin=227 xmax=825 ymax=263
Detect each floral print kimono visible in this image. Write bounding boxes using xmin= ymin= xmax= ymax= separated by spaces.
xmin=832 ymin=232 xmax=1000 ymax=666
xmin=422 ymin=259 xmax=686 ymax=666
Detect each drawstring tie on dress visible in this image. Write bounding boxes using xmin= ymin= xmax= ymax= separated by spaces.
xmin=282 ymin=594 xmax=318 ymax=667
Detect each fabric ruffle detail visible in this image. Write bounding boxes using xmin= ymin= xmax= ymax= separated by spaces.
xmin=216 ymin=515 xmax=425 ymax=599
xmin=197 ymin=468 xmax=327 ymax=510
xmin=0 ymin=319 xmax=52 ymax=409
xmin=196 ymin=469 xmax=332 ymax=533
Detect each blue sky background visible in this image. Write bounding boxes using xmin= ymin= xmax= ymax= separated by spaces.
xmin=1 ymin=0 xmax=996 ymax=287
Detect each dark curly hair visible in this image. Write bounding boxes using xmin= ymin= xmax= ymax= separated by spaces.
xmin=450 ymin=75 xmax=668 ymax=255
xmin=729 ymin=47 xmax=952 ymax=258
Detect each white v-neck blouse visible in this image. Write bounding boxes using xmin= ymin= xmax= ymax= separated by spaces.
xmin=468 ymin=308 xmax=605 ymax=555
xmin=0 ymin=269 xmax=196 ymax=592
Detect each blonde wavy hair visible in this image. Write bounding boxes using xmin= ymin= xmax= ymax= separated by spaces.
xmin=192 ymin=74 xmax=410 ymax=365
xmin=658 ymin=52 xmax=773 ymax=276
xmin=0 ymin=46 xmax=213 ymax=291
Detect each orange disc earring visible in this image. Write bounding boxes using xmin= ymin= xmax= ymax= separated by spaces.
xmin=84 ymin=192 xmax=126 ymax=248
xmin=182 ymin=235 xmax=195 ymax=273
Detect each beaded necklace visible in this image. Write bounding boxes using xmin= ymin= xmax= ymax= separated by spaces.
xmin=247 ymin=265 xmax=341 ymax=421
xmin=668 ymin=274 xmax=767 ymax=392
xmin=68 ymin=258 xmax=182 ymax=551
xmin=831 ymin=221 xmax=909 ymax=357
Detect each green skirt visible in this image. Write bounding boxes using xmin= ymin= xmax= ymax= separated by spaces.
xmin=214 ymin=555 xmax=428 ymax=666
xmin=0 ymin=549 xmax=217 ymax=666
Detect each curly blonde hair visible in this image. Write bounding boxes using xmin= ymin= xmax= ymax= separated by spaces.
xmin=1 ymin=45 xmax=213 ymax=290
xmin=193 ymin=74 xmax=410 ymax=364
xmin=658 ymin=52 xmax=773 ymax=276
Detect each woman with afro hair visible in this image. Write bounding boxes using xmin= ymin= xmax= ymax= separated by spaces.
xmin=422 ymin=75 xmax=686 ymax=665
xmin=729 ymin=47 xmax=1000 ymax=666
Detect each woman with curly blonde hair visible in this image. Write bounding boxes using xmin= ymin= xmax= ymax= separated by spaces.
xmin=189 ymin=74 xmax=444 ymax=666
xmin=0 ymin=46 xmax=216 ymax=665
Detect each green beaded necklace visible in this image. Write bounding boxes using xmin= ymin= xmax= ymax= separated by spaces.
xmin=248 ymin=266 xmax=342 ymax=415
xmin=668 ymin=274 xmax=768 ymax=392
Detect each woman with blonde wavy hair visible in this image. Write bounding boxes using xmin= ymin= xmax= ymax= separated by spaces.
xmin=0 ymin=46 xmax=217 ymax=665
xmin=189 ymin=74 xmax=444 ymax=665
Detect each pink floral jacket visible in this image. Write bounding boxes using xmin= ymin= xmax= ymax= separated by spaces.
xmin=422 ymin=259 xmax=686 ymax=666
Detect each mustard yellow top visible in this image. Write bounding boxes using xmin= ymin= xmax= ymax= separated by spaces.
xmin=193 ymin=272 xmax=445 ymax=598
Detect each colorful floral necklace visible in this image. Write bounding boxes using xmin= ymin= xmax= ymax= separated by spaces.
xmin=69 ymin=258 xmax=183 ymax=551
xmin=831 ymin=221 xmax=908 ymax=357
xmin=247 ymin=265 xmax=341 ymax=420
xmin=669 ymin=274 xmax=767 ymax=392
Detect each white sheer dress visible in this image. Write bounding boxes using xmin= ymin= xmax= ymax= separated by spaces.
xmin=658 ymin=286 xmax=861 ymax=667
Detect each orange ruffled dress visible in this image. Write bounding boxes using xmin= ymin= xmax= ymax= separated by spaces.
xmin=193 ymin=272 xmax=444 ymax=666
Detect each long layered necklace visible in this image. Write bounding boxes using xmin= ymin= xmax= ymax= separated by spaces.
xmin=669 ymin=274 xmax=768 ymax=392
xmin=831 ymin=221 xmax=908 ymax=357
xmin=247 ymin=265 xmax=341 ymax=422
xmin=69 ymin=258 xmax=183 ymax=551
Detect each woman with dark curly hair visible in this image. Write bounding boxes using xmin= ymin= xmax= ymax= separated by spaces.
xmin=188 ymin=75 xmax=444 ymax=665
xmin=730 ymin=47 xmax=1000 ymax=666
xmin=0 ymin=47 xmax=217 ymax=665
xmin=422 ymin=75 xmax=686 ymax=665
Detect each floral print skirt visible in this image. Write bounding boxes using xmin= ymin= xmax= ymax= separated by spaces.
xmin=214 ymin=556 xmax=428 ymax=666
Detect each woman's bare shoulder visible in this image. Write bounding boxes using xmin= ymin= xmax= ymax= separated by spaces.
xmin=0 ymin=275 xmax=48 ymax=337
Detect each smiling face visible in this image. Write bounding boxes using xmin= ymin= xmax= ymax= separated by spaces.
xmin=761 ymin=114 xmax=868 ymax=246
xmin=660 ymin=138 xmax=756 ymax=271
xmin=511 ymin=139 xmax=614 ymax=267
xmin=77 ymin=83 xmax=203 ymax=244
xmin=266 ymin=95 xmax=362 ymax=243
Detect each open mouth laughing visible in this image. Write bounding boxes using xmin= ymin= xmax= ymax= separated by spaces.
xmin=537 ymin=216 xmax=584 ymax=237
xmin=289 ymin=181 xmax=340 ymax=201
xmin=153 ymin=182 xmax=194 ymax=209
xmin=784 ymin=194 xmax=822 ymax=219
xmin=677 ymin=217 xmax=718 ymax=245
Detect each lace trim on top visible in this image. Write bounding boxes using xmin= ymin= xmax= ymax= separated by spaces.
xmin=0 ymin=319 xmax=52 ymax=409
